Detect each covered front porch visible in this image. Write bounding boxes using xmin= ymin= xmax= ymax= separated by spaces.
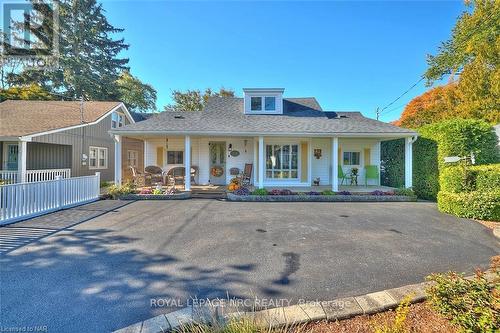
xmin=115 ymin=134 xmax=415 ymax=192
xmin=0 ymin=140 xmax=72 ymax=183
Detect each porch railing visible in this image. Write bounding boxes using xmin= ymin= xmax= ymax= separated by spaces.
xmin=0 ymin=171 xmax=18 ymax=184
xmin=25 ymin=168 xmax=71 ymax=182
xmin=0 ymin=168 xmax=71 ymax=184
xmin=0 ymin=172 xmax=100 ymax=225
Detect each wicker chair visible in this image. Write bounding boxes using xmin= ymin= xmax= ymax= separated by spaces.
xmin=129 ymin=166 xmax=146 ymax=187
xmin=240 ymin=163 xmax=253 ymax=186
xmin=145 ymin=165 xmax=164 ymax=185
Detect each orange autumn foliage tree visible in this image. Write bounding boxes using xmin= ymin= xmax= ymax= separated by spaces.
xmin=393 ymin=84 xmax=460 ymax=128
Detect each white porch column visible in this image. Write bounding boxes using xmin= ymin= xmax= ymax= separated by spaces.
xmin=253 ymin=138 xmax=258 ymax=185
xmin=404 ymin=137 xmax=413 ymax=188
xmin=114 ymin=135 xmax=122 ymax=185
xmin=18 ymin=140 xmax=27 ymax=183
xmin=332 ymin=137 xmax=339 ymax=192
xmin=184 ymin=135 xmax=191 ymax=191
xmin=258 ymin=136 xmax=264 ymax=189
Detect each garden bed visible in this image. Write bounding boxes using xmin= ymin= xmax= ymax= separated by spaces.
xmin=119 ymin=192 xmax=191 ymax=200
xmin=302 ymin=301 xmax=459 ymax=333
xmin=227 ymin=193 xmax=416 ymax=202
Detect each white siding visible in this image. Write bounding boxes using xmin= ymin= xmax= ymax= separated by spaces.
xmin=144 ymin=136 xmax=254 ymax=185
xmin=311 ymin=138 xmax=331 ymax=185
xmin=338 ymin=138 xmax=381 ymax=185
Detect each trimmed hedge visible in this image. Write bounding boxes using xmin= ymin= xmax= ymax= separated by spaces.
xmin=440 ymin=163 xmax=500 ymax=193
xmin=412 ymin=134 xmax=439 ymax=200
xmin=474 ymin=164 xmax=500 ymax=192
xmin=437 ymin=190 xmax=500 ymax=221
xmin=380 ymin=138 xmax=405 ymax=188
xmin=381 ymin=119 xmax=498 ymax=199
xmin=414 ymin=119 xmax=498 ymax=200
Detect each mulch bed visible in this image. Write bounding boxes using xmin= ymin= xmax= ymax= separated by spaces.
xmin=301 ymin=302 xmax=459 ymax=333
xmin=474 ymin=219 xmax=499 ymax=229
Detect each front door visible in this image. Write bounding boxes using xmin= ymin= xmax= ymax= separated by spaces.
xmin=6 ymin=144 xmax=19 ymax=170
xmin=209 ymin=142 xmax=226 ymax=185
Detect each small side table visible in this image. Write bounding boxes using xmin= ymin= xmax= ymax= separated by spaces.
xmin=350 ymin=173 xmax=358 ymax=186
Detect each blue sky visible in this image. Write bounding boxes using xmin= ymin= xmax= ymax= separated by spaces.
xmin=103 ymin=0 xmax=464 ymax=122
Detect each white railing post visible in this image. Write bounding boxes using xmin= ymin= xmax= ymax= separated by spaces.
xmin=18 ymin=140 xmax=27 ymax=183
xmin=95 ymin=172 xmax=101 ymax=196
xmin=55 ymin=175 xmax=62 ymax=209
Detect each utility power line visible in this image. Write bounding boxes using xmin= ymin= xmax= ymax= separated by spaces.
xmin=380 ymin=77 xmax=425 ymax=113
xmin=376 ymin=76 xmax=425 ymax=120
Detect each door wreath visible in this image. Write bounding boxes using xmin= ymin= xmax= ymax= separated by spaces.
xmin=210 ymin=166 xmax=224 ymax=177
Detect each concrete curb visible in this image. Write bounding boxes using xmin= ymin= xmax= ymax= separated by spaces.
xmin=493 ymin=227 xmax=500 ymax=240
xmin=113 ymin=271 xmax=495 ymax=333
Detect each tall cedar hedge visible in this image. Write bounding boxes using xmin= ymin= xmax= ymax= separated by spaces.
xmin=381 ymin=119 xmax=499 ymax=200
xmin=438 ymin=164 xmax=500 ymax=221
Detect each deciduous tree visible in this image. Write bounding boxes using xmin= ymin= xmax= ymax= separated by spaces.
xmin=425 ymin=0 xmax=500 ymax=123
xmin=116 ymin=71 xmax=157 ymax=111
xmin=393 ymin=84 xmax=459 ymax=128
xmin=0 ymin=84 xmax=54 ymax=101
xmin=165 ymin=88 xmax=235 ymax=111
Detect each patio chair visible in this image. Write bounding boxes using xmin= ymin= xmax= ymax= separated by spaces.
xmin=240 ymin=163 xmax=253 ymax=186
xmin=190 ymin=166 xmax=199 ymax=185
xmin=145 ymin=165 xmax=164 ymax=185
xmin=338 ymin=165 xmax=352 ymax=186
xmin=365 ymin=165 xmax=379 ymax=186
xmin=129 ymin=166 xmax=146 ymax=187
xmin=164 ymin=166 xmax=182 ymax=186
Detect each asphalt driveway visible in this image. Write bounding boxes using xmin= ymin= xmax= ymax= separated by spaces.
xmin=0 ymin=199 xmax=498 ymax=332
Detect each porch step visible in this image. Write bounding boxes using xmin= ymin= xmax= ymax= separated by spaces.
xmin=191 ymin=191 xmax=226 ymax=199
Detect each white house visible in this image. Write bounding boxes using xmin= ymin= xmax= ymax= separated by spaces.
xmin=110 ymin=88 xmax=417 ymax=191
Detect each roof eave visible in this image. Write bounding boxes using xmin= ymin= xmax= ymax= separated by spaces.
xmin=108 ymin=129 xmax=417 ymax=138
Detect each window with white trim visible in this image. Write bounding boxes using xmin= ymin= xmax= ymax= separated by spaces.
xmin=343 ymin=151 xmax=360 ymax=166
xmin=111 ymin=112 xmax=125 ymax=128
xmin=127 ymin=150 xmax=138 ymax=168
xmin=89 ymin=147 xmax=108 ymax=169
xmin=250 ymin=96 xmax=276 ymax=111
xmin=167 ymin=151 xmax=184 ymax=164
xmin=265 ymin=144 xmax=298 ymax=179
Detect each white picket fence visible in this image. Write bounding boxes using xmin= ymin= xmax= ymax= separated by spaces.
xmin=0 ymin=168 xmax=71 ymax=184
xmin=0 ymin=172 xmax=100 ymax=225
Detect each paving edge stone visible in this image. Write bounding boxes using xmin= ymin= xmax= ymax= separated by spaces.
xmin=113 ymin=270 xmax=496 ymax=333
xmin=493 ymin=227 xmax=500 ymax=240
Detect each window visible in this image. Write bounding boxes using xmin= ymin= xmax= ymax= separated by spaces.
xmin=343 ymin=152 xmax=360 ymax=166
xmin=111 ymin=112 xmax=125 ymax=128
xmin=266 ymin=144 xmax=298 ymax=179
xmin=264 ymin=97 xmax=276 ymax=111
xmin=250 ymin=97 xmax=262 ymax=111
xmin=167 ymin=151 xmax=184 ymax=164
xmin=89 ymin=147 xmax=108 ymax=169
xmin=127 ymin=150 xmax=138 ymax=168
xmin=250 ymin=96 xmax=276 ymax=112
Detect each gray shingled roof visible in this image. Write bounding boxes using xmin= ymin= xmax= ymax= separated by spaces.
xmin=111 ymin=97 xmax=416 ymax=137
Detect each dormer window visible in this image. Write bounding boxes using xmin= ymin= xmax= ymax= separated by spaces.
xmin=251 ymin=97 xmax=262 ymax=111
xmin=249 ymin=96 xmax=277 ymax=112
xmin=243 ymin=88 xmax=284 ymax=114
xmin=265 ymin=97 xmax=276 ymax=111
